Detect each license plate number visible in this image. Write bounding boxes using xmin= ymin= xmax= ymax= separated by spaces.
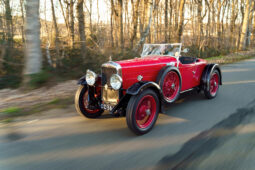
xmin=101 ymin=104 xmax=114 ymax=111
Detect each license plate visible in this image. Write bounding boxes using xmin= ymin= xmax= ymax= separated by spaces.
xmin=101 ymin=104 xmax=114 ymax=111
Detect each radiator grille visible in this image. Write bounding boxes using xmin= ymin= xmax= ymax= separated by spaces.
xmin=101 ymin=66 xmax=117 ymax=86
xmin=101 ymin=62 xmax=121 ymax=104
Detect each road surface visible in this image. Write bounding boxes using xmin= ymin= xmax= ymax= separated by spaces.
xmin=1 ymin=58 xmax=255 ymax=170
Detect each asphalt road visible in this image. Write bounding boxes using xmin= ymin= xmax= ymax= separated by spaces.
xmin=1 ymin=58 xmax=255 ymax=170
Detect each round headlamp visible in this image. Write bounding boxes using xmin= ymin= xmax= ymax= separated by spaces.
xmin=86 ymin=70 xmax=97 ymax=86
xmin=110 ymin=74 xmax=122 ymax=90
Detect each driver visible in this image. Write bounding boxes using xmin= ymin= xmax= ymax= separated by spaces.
xmin=160 ymin=46 xmax=168 ymax=55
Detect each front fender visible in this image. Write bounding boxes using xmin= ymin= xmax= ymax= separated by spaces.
xmin=77 ymin=76 xmax=87 ymax=85
xmin=126 ymin=81 xmax=161 ymax=96
xmin=124 ymin=81 xmax=163 ymax=113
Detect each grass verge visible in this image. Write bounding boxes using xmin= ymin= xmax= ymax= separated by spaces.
xmin=205 ymin=51 xmax=255 ymax=64
xmin=0 ymin=97 xmax=74 ymax=123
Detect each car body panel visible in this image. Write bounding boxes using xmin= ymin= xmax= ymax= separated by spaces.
xmin=116 ymin=56 xmax=207 ymax=92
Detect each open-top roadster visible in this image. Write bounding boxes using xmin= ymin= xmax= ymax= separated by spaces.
xmin=75 ymin=43 xmax=222 ymax=135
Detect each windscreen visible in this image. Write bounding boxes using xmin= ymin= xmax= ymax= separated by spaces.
xmin=141 ymin=44 xmax=182 ymax=57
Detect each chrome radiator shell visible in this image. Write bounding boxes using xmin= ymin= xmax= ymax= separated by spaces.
xmin=101 ymin=62 xmax=122 ymax=105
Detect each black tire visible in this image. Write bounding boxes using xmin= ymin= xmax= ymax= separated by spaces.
xmin=75 ymin=86 xmax=104 ymax=118
xmin=126 ymin=89 xmax=160 ymax=135
xmin=204 ymin=70 xmax=220 ymax=99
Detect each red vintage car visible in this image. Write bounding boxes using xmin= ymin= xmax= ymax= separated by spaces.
xmin=75 ymin=43 xmax=222 ymax=135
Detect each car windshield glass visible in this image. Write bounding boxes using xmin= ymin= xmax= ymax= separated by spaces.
xmin=141 ymin=44 xmax=182 ymax=57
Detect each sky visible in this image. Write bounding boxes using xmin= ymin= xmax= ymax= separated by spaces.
xmin=7 ymin=0 xmax=110 ymax=24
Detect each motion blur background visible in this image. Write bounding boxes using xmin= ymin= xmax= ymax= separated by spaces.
xmin=0 ymin=0 xmax=254 ymax=90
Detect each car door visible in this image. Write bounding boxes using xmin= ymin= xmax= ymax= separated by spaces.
xmin=179 ymin=61 xmax=197 ymax=91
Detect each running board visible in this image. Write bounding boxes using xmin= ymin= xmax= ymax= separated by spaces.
xmin=180 ymin=87 xmax=200 ymax=94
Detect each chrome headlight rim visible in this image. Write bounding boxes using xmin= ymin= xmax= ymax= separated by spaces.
xmin=86 ymin=69 xmax=97 ymax=86
xmin=110 ymin=74 xmax=123 ymax=90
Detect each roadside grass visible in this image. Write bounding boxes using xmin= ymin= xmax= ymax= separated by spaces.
xmin=205 ymin=52 xmax=255 ymax=64
xmin=0 ymin=97 xmax=74 ymax=124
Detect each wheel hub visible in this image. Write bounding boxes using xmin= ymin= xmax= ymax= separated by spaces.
xmin=146 ymin=109 xmax=151 ymax=116
xmin=171 ymin=83 xmax=175 ymax=89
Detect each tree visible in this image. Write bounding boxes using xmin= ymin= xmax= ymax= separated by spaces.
xmin=50 ymin=0 xmax=60 ymax=66
xmin=229 ymin=0 xmax=239 ymax=48
xmin=164 ymin=0 xmax=168 ymax=42
xmin=134 ymin=0 xmax=159 ymax=52
xmin=23 ymin=0 xmax=42 ymax=78
xmin=130 ymin=0 xmax=140 ymax=48
xmin=176 ymin=0 xmax=186 ymax=42
xmin=3 ymin=0 xmax=13 ymax=46
xmin=76 ymin=0 xmax=86 ymax=60
xmin=118 ymin=0 xmax=124 ymax=50
xmin=239 ymin=0 xmax=252 ymax=50
xmin=69 ymin=0 xmax=75 ymax=48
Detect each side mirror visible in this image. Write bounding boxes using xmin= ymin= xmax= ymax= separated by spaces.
xmin=182 ymin=48 xmax=189 ymax=53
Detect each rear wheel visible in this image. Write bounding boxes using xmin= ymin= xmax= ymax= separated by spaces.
xmin=161 ymin=71 xmax=181 ymax=103
xmin=126 ymin=89 xmax=159 ymax=135
xmin=75 ymin=86 xmax=104 ymax=118
xmin=204 ymin=70 xmax=220 ymax=99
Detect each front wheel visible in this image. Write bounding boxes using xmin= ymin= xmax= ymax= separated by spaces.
xmin=75 ymin=86 xmax=104 ymax=118
xmin=126 ymin=89 xmax=160 ymax=135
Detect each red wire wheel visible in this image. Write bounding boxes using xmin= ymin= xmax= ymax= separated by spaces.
xmin=135 ymin=95 xmax=157 ymax=129
xmin=210 ymin=72 xmax=219 ymax=96
xmin=160 ymin=70 xmax=181 ymax=103
xmin=126 ymin=89 xmax=159 ymax=135
xmin=204 ymin=70 xmax=220 ymax=99
xmin=82 ymin=91 xmax=101 ymax=114
xmin=75 ymin=86 xmax=104 ymax=118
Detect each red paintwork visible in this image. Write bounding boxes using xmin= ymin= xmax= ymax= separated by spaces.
xmin=116 ymin=56 xmax=207 ymax=91
xmin=210 ymin=72 xmax=219 ymax=95
xmin=135 ymin=95 xmax=157 ymax=128
xmin=162 ymin=71 xmax=180 ymax=100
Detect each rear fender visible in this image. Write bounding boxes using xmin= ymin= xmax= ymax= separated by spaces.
xmin=201 ymin=64 xmax=222 ymax=91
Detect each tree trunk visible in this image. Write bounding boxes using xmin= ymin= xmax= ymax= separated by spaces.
xmin=110 ymin=0 xmax=115 ymax=47
xmin=118 ymin=0 xmax=124 ymax=50
xmin=216 ymin=0 xmax=225 ymax=48
xmin=246 ymin=1 xmax=254 ymax=47
xmin=59 ymin=0 xmax=70 ymax=39
xmin=89 ymin=0 xmax=93 ymax=34
xmin=76 ymin=0 xmax=86 ymax=60
xmin=4 ymin=0 xmax=13 ymax=47
xmin=70 ymin=0 xmax=75 ymax=48
xmin=229 ymin=0 xmax=238 ymax=48
xmin=130 ymin=0 xmax=140 ymax=48
xmin=164 ymin=0 xmax=168 ymax=42
xmin=24 ymin=0 xmax=42 ymax=76
xmin=169 ymin=0 xmax=173 ymax=41
xmin=134 ymin=0 xmax=155 ymax=52
xmin=239 ymin=0 xmax=252 ymax=50
xmin=50 ymin=0 xmax=60 ymax=65
xmin=205 ymin=0 xmax=211 ymax=42
xmin=196 ymin=0 xmax=203 ymax=46
xmin=20 ymin=0 xmax=25 ymax=44
xmin=176 ymin=0 xmax=186 ymax=42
